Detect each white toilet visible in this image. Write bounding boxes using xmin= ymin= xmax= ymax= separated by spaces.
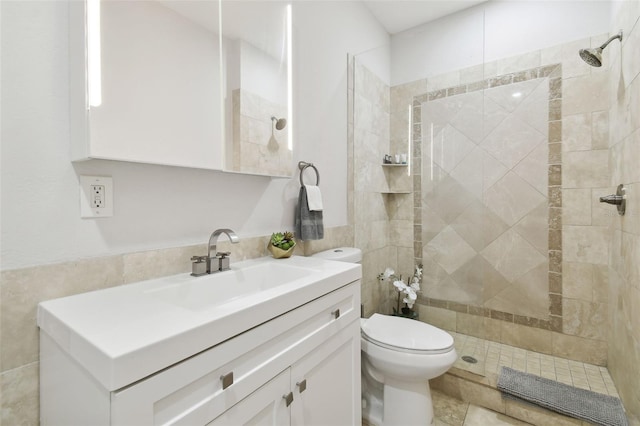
xmin=312 ymin=247 xmax=457 ymax=426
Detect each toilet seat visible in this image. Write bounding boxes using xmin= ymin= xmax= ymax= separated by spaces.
xmin=361 ymin=314 xmax=454 ymax=355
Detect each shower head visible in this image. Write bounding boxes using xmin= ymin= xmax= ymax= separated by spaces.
xmin=579 ymin=47 xmax=604 ymax=67
xmin=271 ymin=116 xmax=287 ymax=130
xmin=579 ymin=30 xmax=623 ymax=67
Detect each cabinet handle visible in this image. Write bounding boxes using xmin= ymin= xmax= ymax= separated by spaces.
xmin=331 ymin=309 xmax=340 ymax=319
xmin=296 ymin=379 xmax=307 ymax=393
xmin=283 ymin=392 xmax=294 ymax=407
xmin=220 ymin=372 xmax=234 ymax=390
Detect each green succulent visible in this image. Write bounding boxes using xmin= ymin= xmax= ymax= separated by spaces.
xmin=270 ymin=231 xmax=296 ymax=250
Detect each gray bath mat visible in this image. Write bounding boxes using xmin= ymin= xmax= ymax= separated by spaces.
xmin=497 ymin=366 xmax=629 ymax=426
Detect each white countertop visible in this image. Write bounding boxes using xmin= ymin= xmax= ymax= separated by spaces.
xmin=37 ymin=255 xmax=361 ymax=391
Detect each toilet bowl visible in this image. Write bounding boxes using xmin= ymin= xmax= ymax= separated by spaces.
xmin=361 ymin=314 xmax=457 ymax=426
xmin=312 ymin=248 xmax=458 ymax=426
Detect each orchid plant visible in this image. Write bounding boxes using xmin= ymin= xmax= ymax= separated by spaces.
xmin=378 ymin=265 xmax=423 ymax=319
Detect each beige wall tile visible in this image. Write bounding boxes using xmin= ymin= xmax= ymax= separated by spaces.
xmin=123 ymin=244 xmax=205 ymax=283
xmin=563 ymin=149 xmax=609 ymax=188
xmin=562 ymin=299 xmax=608 ymax=341
xmin=562 ymin=189 xmax=592 ymax=225
xmin=551 ymin=332 xmax=607 ymax=365
xmin=562 ymin=113 xmax=592 ymax=152
xmin=591 ymin=111 xmax=609 ymax=149
xmin=505 ymin=399 xmax=582 ymax=426
xmin=501 ymin=322 xmax=552 ymax=355
xmin=1 ymin=362 xmax=39 ymax=426
xmin=1 ymin=257 xmax=124 ymax=371
xmin=562 ymin=73 xmax=609 ymax=116
xmin=497 ymin=50 xmax=541 ymax=75
xmin=563 ymin=262 xmax=594 ymax=302
xmin=419 ymin=305 xmax=456 ymax=332
xmin=563 ymin=226 xmax=609 ymax=265
xmin=427 ymin=71 xmax=461 ymax=92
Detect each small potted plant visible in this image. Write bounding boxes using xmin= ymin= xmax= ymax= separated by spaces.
xmin=268 ymin=231 xmax=296 ymax=259
xmin=378 ymin=265 xmax=423 ymax=320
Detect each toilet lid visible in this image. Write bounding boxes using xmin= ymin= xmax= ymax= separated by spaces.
xmin=361 ymin=314 xmax=454 ymax=353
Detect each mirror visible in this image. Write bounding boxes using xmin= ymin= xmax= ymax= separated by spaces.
xmin=220 ymin=1 xmax=293 ymax=177
xmin=70 ymin=0 xmax=293 ymax=177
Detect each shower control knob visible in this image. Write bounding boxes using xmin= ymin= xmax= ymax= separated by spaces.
xmin=599 ymin=194 xmax=623 ymax=205
xmin=599 ymin=184 xmax=626 ymax=216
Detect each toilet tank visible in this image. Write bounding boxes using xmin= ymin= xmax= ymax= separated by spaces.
xmin=311 ymin=247 xmax=362 ymax=263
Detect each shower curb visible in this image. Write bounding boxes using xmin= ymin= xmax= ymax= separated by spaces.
xmin=431 ymin=367 xmax=594 ymax=426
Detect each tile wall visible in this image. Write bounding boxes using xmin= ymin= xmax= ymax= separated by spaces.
xmin=607 ymin=1 xmax=640 ymax=422
xmin=351 ymin=58 xmax=394 ymax=316
xmin=389 ymin=34 xmax=613 ymax=366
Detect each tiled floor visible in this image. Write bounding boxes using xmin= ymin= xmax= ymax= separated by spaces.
xmin=433 ymin=389 xmax=531 ymax=426
xmin=450 ymin=332 xmax=619 ymax=397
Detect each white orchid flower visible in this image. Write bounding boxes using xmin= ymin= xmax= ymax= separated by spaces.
xmin=393 ymin=280 xmax=407 ymax=292
xmin=410 ymin=279 xmax=420 ymax=292
xmin=383 ymin=267 xmax=395 ymax=278
xmin=403 ymin=289 xmax=417 ymax=308
xmin=415 ymin=266 xmax=423 ymax=278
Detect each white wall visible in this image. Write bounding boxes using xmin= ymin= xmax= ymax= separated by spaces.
xmin=391 ymin=0 xmax=612 ymax=85
xmin=0 ymin=0 xmax=389 ymax=270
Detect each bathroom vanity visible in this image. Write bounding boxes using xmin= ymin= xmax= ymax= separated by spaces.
xmin=38 ymin=256 xmax=361 ymax=425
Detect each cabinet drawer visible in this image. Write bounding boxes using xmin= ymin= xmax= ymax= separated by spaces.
xmin=111 ymin=281 xmax=360 ymax=425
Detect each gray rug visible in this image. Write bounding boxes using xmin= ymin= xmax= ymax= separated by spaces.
xmin=498 ymin=366 xmax=629 ymax=426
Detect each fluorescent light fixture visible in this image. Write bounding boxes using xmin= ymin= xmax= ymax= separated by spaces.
xmin=287 ymin=3 xmax=293 ymax=151
xmin=87 ymin=0 xmax=102 ymax=107
xmin=407 ymin=104 xmax=412 ymax=176
xmin=430 ymin=123 xmax=434 ymax=182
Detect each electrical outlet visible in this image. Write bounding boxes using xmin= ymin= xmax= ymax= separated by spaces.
xmin=80 ymin=176 xmax=113 ymax=218
xmin=91 ymin=185 xmax=105 ymax=208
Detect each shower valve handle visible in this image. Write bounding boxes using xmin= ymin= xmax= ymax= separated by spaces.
xmin=599 ymin=184 xmax=626 ymax=216
xmin=599 ymin=194 xmax=623 ymax=205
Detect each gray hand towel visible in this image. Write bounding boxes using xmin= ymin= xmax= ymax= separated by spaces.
xmin=295 ymin=186 xmax=324 ymax=240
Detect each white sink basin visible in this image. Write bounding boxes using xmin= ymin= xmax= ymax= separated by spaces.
xmin=145 ymin=262 xmax=315 ymax=311
xmin=37 ymin=255 xmax=361 ymax=391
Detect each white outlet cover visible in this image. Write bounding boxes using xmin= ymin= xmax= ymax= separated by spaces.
xmin=80 ymin=175 xmax=113 ymax=218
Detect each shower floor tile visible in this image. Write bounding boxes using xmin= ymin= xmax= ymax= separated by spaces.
xmin=450 ymin=332 xmax=619 ymax=398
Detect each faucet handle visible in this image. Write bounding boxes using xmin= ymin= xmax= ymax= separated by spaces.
xmin=190 ymin=255 xmax=208 ymax=276
xmin=216 ymin=252 xmax=231 ymax=258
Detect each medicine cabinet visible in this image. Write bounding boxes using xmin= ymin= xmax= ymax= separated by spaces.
xmin=69 ymin=0 xmax=293 ymax=177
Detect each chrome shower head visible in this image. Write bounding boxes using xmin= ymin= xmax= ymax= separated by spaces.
xmin=579 ymin=47 xmax=603 ymax=67
xmin=271 ymin=116 xmax=287 ymax=130
xmin=579 ymin=30 xmax=623 ymax=67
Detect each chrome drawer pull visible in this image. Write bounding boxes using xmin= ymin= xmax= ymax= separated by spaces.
xmin=331 ymin=309 xmax=340 ymax=319
xmin=297 ymin=379 xmax=307 ymax=393
xmin=220 ymin=372 xmax=234 ymax=390
xmin=283 ymin=392 xmax=294 ymax=407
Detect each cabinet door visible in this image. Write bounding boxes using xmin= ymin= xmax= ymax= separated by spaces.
xmin=207 ymin=369 xmax=291 ymax=426
xmin=290 ymin=321 xmax=361 ymax=426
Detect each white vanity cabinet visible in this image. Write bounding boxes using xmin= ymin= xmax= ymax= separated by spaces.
xmin=40 ymin=268 xmax=361 ymax=426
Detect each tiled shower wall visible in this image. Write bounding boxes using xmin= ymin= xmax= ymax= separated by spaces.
xmin=390 ymin=34 xmax=613 ymax=365
xmin=419 ymin=76 xmax=552 ymax=321
xmin=350 ymin=58 xmax=412 ymax=317
xmin=607 ymin=1 xmax=640 ymax=422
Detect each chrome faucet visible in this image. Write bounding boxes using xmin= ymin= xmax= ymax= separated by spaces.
xmin=191 ymin=228 xmax=240 ymax=276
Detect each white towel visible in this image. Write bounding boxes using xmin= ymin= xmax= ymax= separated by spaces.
xmin=305 ymin=185 xmax=323 ymax=211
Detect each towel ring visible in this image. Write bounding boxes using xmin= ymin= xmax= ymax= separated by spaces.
xmin=298 ymin=161 xmax=320 ymax=186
